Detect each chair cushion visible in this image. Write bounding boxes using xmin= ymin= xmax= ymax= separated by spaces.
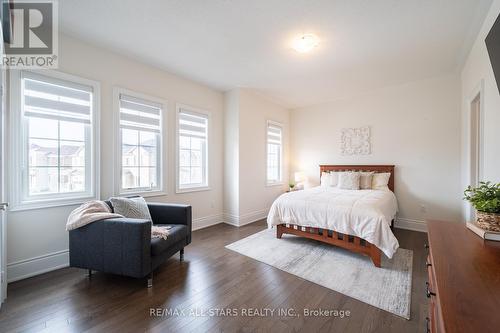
xmin=150 ymin=224 xmax=187 ymax=256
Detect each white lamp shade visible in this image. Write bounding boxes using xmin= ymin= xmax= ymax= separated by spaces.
xmin=294 ymin=171 xmax=305 ymax=182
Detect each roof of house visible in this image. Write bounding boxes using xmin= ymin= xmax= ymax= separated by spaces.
xmin=30 ymin=144 xmax=83 ymax=156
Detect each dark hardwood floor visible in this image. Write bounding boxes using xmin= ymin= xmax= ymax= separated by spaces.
xmin=0 ymin=220 xmax=428 ymax=333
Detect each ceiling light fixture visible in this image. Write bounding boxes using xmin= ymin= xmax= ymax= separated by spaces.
xmin=292 ymin=33 xmax=320 ymax=53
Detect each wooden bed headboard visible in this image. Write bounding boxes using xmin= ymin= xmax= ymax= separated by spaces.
xmin=319 ymin=165 xmax=395 ymax=192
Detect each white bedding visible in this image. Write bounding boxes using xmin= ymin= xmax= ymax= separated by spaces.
xmin=267 ymin=186 xmax=399 ymax=258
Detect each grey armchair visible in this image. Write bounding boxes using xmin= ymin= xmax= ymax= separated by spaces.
xmin=69 ymin=202 xmax=192 ymax=287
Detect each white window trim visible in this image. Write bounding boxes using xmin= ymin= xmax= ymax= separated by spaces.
xmin=9 ymin=70 xmax=101 ymax=211
xmin=175 ymin=103 xmax=211 ymax=194
xmin=113 ymin=87 xmax=167 ymax=197
xmin=266 ymin=120 xmax=284 ymax=186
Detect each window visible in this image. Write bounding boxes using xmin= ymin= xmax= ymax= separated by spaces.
xmin=116 ymin=90 xmax=164 ymax=195
xmin=10 ymin=70 xmax=99 ymax=210
xmin=267 ymin=121 xmax=283 ymax=185
xmin=176 ymin=105 xmax=209 ymax=192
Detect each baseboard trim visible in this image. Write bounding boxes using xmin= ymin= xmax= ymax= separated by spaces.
xmin=192 ymin=213 xmax=224 ymax=231
xmin=7 ymin=249 xmax=69 ymax=283
xmin=7 ymin=213 xmax=224 ymax=283
xmin=223 ymin=213 xmax=240 ymax=227
xmin=395 ymin=218 xmax=427 ymax=233
xmin=223 ymin=208 xmax=269 ymax=227
xmin=6 ymin=214 xmax=426 ymax=283
xmin=238 ymin=209 xmax=269 ymax=226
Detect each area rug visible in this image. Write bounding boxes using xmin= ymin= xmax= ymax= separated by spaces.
xmin=225 ymin=229 xmax=413 ymax=319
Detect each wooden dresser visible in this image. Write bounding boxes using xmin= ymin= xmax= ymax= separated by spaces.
xmin=426 ymin=220 xmax=500 ymax=333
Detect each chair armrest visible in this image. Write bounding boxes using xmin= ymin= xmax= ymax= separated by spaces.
xmin=69 ymin=217 xmax=152 ymax=278
xmin=147 ymin=203 xmax=192 ymax=243
xmin=147 ymin=203 xmax=191 ymax=227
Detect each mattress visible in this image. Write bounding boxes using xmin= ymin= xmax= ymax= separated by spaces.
xmin=267 ymin=186 xmax=399 ymax=258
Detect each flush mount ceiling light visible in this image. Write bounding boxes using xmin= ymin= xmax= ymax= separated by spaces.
xmin=292 ymin=33 xmax=320 ymax=53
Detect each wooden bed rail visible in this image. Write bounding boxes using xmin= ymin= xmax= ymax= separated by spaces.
xmin=277 ymin=224 xmax=382 ymax=267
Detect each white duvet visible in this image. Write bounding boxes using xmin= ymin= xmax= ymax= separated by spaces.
xmin=267 ymin=186 xmax=399 ymax=258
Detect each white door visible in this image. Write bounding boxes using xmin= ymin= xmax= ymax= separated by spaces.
xmin=0 ymin=22 xmax=6 ymax=307
xmin=469 ymin=92 xmax=482 ymax=222
xmin=0 ymin=75 xmax=6 ymax=308
xmin=0 ymin=108 xmax=6 ymax=307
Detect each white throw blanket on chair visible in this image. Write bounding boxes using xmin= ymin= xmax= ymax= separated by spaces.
xmin=151 ymin=225 xmax=171 ymax=240
xmin=66 ymin=200 xmax=171 ymax=240
xmin=66 ymin=200 xmax=123 ymax=231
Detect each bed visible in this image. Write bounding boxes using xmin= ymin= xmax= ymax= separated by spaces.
xmin=267 ymin=165 xmax=399 ymax=267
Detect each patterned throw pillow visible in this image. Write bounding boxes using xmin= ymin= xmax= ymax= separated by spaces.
xmin=109 ymin=196 xmax=152 ymax=221
xmin=359 ymin=172 xmax=374 ymax=189
xmin=338 ymin=172 xmax=361 ymax=190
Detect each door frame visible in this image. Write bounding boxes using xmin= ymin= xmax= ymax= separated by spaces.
xmin=0 ymin=17 xmax=6 ymax=305
xmin=0 ymin=48 xmax=6 ymax=307
xmin=0 ymin=67 xmax=5 ymax=307
xmin=466 ymin=79 xmax=485 ymax=222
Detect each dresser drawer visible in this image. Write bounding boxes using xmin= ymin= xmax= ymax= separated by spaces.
xmin=428 ymin=296 xmax=437 ymax=333
xmin=426 ymin=253 xmax=441 ymax=333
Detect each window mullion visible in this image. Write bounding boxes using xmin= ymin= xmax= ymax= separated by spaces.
xmin=137 ymin=130 xmax=141 ymax=188
xmin=57 ymin=120 xmax=61 ymax=193
xmin=188 ymin=136 xmax=192 ymax=185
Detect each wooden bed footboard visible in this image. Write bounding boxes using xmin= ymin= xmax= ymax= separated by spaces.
xmin=277 ymin=224 xmax=382 ymax=267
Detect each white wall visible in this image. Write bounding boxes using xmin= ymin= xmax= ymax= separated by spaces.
xmin=223 ymin=90 xmax=240 ymax=217
xmin=6 ymin=34 xmax=225 ymax=282
xmin=290 ymin=74 xmax=462 ymax=231
xmin=223 ymin=89 xmax=290 ymax=226
xmin=238 ymin=89 xmax=290 ymax=223
xmin=461 ymin=0 xmax=500 ymax=219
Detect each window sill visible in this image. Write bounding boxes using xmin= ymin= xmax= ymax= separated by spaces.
xmin=266 ymin=182 xmax=284 ymax=187
xmin=117 ymin=190 xmax=167 ymax=198
xmin=176 ymin=186 xmax=211 ymax=194
xmin=9 ymin=195 xmax=98 ymax=212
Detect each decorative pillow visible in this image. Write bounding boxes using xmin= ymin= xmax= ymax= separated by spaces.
xmin=372 ymin=173 xmax=391 ymax=190
xmin=359 ymin=172 xmax=374 ymax=189
xmin=338 ymin=172 xmax=360 ymax=190
xmin=330 ymin=171 xmax=340 ymax=187
xmin=320 ymin=172 xmax=332 ymax=187
xmin=321 ymin=171 xmax=340 ymax=187
xmin=109 ymin=196 xmax=152 ymax=221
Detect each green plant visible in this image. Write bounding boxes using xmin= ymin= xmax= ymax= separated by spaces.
xmin=464 ymin=181 xmax=500 ymax=213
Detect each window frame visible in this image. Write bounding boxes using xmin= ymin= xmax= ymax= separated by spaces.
xmin=266 ymin=120 xmax=283 ymax=186
xmin=175 ymin=103 xmax=210 ymax=193
xmin=9 ymin=70 xmax=101 ymax=211
xmin=113 ymin=87 xmax=167 ymax=197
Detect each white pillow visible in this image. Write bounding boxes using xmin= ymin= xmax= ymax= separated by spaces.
xmin=359 ymin=172 xmax=374 ymax=189
xmin=321 ymin=171 xmax=340 ymax=187
xmin=338 ymin=172 xmax=360 ymax=190
xmin=372 ymin=173 xmax=391 ymax=190
xmin=330 ymin=171 xmax=340 ymax=187
xmin=320 ymin=172 xmax=332 ymax=187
